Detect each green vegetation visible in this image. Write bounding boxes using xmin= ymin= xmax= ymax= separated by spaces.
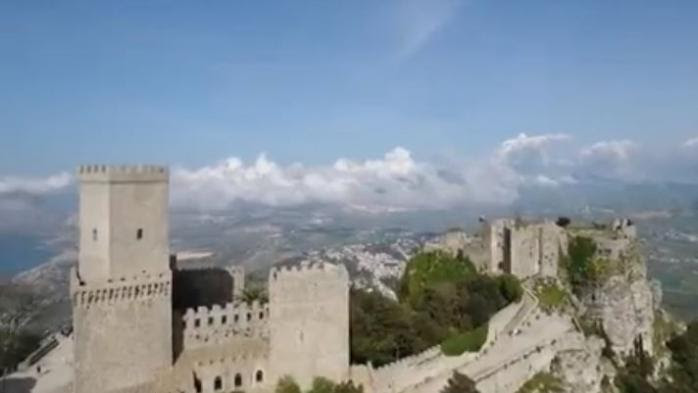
xmin=276 ymin=376 xmax=302 ymax=393
xmin=534 ymin=280 xmax=568 ymax=313
xmin=351 ymin=251 xmax=522 ymax=366
xmin=276 ymin=377 xmax=363 ymax=393
xmin=0 ymin=328 xmax=41 ymax=370
xmin=662 ymin=320 xmax=698 ymax=393
xmin=440 ymin=324 xmax=488 ymax=356
xmin=241 ymin=285 xmax=269 ymax=304
xmin=563 ymin=235 xmax=617 ymax=294
xmin=399 ymin=250 xmax=476 ymax=307
xmin=441 ymin=371 xmax=480 ymax=393
xmin=516 ymin=372 xmax=564 ymax=393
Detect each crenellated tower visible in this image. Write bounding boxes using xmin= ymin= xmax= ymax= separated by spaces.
xmin=268 ymin=262 xmax=350 ymax=389
xmin=71 ymin=165 xmax=173 ymax=393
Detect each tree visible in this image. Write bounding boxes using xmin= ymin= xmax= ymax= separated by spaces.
xmin=333 ymin=381 xmax=363 ymax=393
xmin=309 ymin=377 xmax=336 ymax=393
xmin=496 ymin=274 xmax=523 ymax=303
xmin=275 ymin=376 xmax=301 ymax=393
xmin=660 ymin=321 xmax=698 ymax=393
xmin=0 ymin=328 xmax=41 ymax=370
xmin=441 ymin=371 xmax=479 ymax=393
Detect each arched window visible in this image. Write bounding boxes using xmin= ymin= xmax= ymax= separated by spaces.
xmin=234 ymin=373 xmax=243 ymax=388
xmin=255 ymin=370 xmax=264 ymax=383
xmin=214 ymin=376 xmax=222 ymax=391
xmin=194 ymin=375 xmax=202 ymax=393
xmin=137 ymin=228 xmax=143 ymax=240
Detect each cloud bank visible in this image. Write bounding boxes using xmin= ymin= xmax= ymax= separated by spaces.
xmin=2 ymin=134 xmax=697 ymax=214
xmin=0 ymin=172 xmax=72 ymax=195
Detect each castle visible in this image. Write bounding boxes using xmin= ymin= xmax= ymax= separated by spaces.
xmin=70 ymin=165 xmax=350 ymax=393
xmin=66 ymin=164 xmax=644 ymax=393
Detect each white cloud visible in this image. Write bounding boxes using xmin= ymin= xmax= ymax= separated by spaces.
xmin=580 ymin=140 xmax=637 ymax=162
xmin=2 ymin=134 xmax=697 ymax=218
xmin=578 ymin=140 xmax=640 ymax=180
xmin=396 ymin=0 xmax=462 ymax=58
xmin=684 ymin=137 xmax=698 ymax=148
xmin=496 ymin=133 xmax=570 ymax=165
xmin=0 ymin=172 xmax=72 ymax=195
xmin=171 ymin=147 xmax=519 ymax=212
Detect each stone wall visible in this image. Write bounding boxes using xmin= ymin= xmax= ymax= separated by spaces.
xmin=489 ymin=219 xmax=566 ymax=279
xmin=269 ymin=262 xmax=350 ymax=389
xmin=71 ymin=269 xmax=173 ymax=393
xmin=181 ymin=301 xmax=269 ymax=350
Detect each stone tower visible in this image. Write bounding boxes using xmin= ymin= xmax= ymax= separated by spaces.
xmin=268 ymin=262 xmax=350 ymax=389
xmin=71 ymin=165 xmax=173 ymax=393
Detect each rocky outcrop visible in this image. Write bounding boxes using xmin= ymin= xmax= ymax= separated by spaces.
xmin=550 ymin=336 xmax=607 ymax=393
xmin=580 ymin=247 xmax=657 ymax=358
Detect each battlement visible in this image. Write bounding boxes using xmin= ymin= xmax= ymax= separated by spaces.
xmin=269 ymin=261 xmax=348 ymax=281
xmin=182 ymin=301 xmax=270 ymax=350
xmin=77 ymin=164 xmax=169 ymax=183
xmin=374 ymin=345 xmax=442 ymax=372
xmin=71 ymin=268 xmax=172 ymax=308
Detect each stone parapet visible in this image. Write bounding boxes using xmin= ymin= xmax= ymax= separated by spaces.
xmin=77 ymin=165 xmax=168 ymax=183
xmin=71 ymin=267 xmax=172 ymax=308
xmin=182 ymin=301 xmax=270 ymax=350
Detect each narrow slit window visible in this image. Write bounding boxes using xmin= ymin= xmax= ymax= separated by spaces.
xmin=136 ymin=228 xmax=143 ymax=240
xmin=92 ymin=228 xmax=98 ymax=241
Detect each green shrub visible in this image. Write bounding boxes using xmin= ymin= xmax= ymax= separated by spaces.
xmin=275 ymin=376 xmax=301 ymax=393
xmin=0 ymin=328 xmax=42 ymax=370
xmin=497 ymin=274 xmax=523 ymax=303
xmin=399 ymin=251 xmax=475 ymax=307
xmin=441 ymin=324 xmax=488 ymax=356
xmin=534 ymin=281 xmax=567 ymax=312
xmin=441 ymin=371 xmax=479 ymax=393
xmin=516 ymin=372 xmax=564 ymax=393
xmin=309 ymin=377 xmax=336 ymax=393
xmin=566 ymin=236 xmax=597 ymax=292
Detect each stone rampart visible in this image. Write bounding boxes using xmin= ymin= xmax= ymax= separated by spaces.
xmin=182 ymin=301 xmax=269 ymax=350
xmin=71 ymin=270 xmax=172 ymax=308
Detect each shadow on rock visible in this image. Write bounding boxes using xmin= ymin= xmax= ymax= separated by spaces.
xmin=0 ymin=377 xmax=37 ymax=393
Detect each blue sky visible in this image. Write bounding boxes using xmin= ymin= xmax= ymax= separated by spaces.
xmin=2 ymin=0 xmax=697 ymax=176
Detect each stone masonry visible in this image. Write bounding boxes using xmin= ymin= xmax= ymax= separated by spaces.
xmin=71 ymin=165 xmax=350 ymax=393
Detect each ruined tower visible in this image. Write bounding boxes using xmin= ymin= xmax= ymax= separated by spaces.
xmin=268 ymin=262 xmax=350 ymax=389
xmin=71 ymin=165 xmax=173 ymax=393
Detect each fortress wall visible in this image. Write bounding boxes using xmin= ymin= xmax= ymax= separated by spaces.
xmin=540 ymin=223 xmax=566 ymax=277
xmin=473 ymin=330 xmax=586 ymax=393
xmin=510 ymin=225 xmax=541 ymax=278
xmin=474 ymin=344 xmax=557 ymax=393
xmin=187 ymin=352 xmax=270 ymax=393
xmin=181 ymin=301 xmax=269 ymax=350
xmin=72 ymin=269 xmax=173 ymax=393
xmin=269 ymin=262 xmax=350 ymax=389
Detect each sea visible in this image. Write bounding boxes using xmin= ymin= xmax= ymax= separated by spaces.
xmin=0 ymin=234 xmax=55 ymax=278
